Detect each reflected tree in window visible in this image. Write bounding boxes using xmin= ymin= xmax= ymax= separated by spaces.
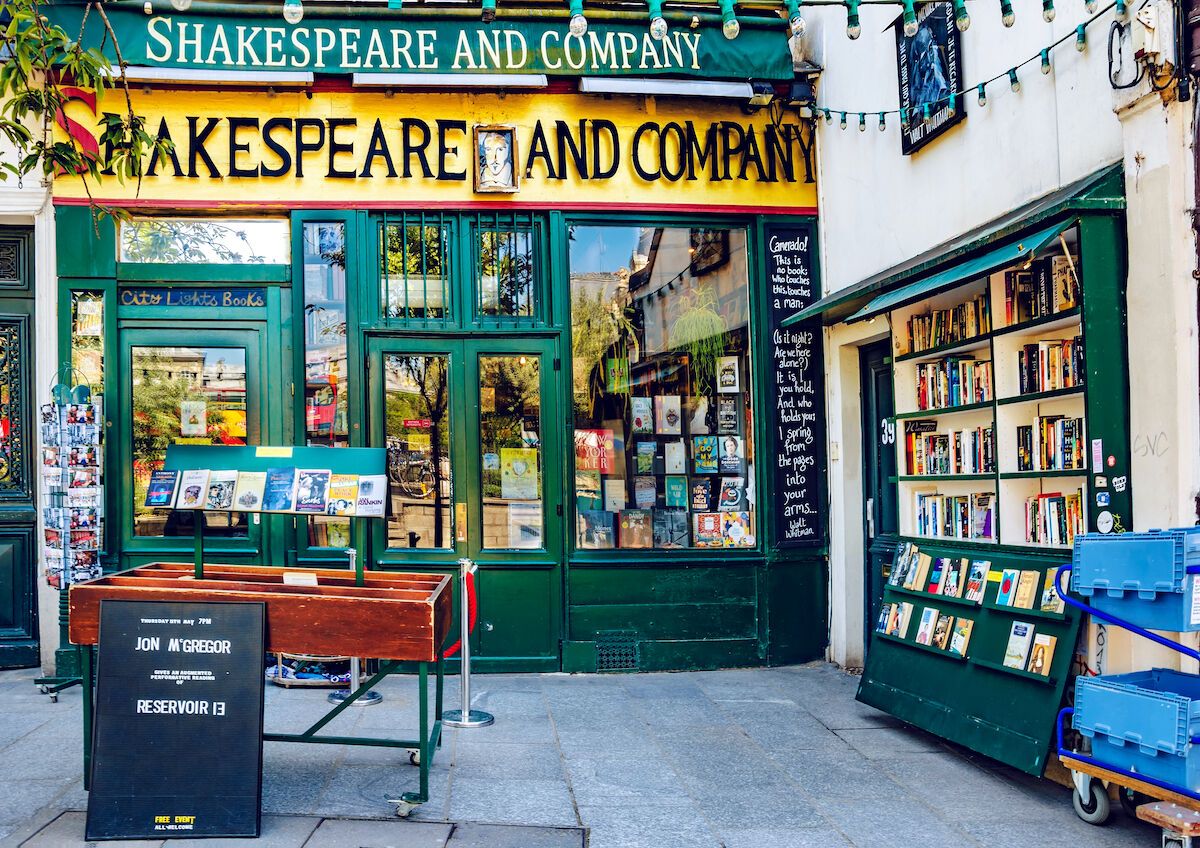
xmin=121 ymin=219 xmax=279 ymax=263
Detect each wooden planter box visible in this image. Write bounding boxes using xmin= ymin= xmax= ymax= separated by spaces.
xmin=69 ymin=563 xmax=452 ymax=662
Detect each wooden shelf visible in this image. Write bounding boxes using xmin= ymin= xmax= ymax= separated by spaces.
xmin=972 ymin=656 xmax=1056 ymax=686
xmin=901 ymin=533 xmax=998 ymax=546
xmin=886 ymin=584 xmax=982 ymax=609
xmin=996 ymin=385 xmax=1085 ymax=407
xmin=983 ymin=602 xmax=1068 ymax=623
xmin=895 ymin=400 xmax=995 ymax=421
xmin=992 ymin=307 xmax=1082 ymax=338
xmin=1000 ymin=470 xmax=1087 ymax=479
xmin=897 ymin=474 xmax=995 ymax=483
xmin=896 ymin=333 xmax=993 ymax=363
xmin=875 ymin=631 xmax=968 ymax=662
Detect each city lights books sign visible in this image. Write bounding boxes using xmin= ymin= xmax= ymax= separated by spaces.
xmin=895 ymin=2 xmax=964 ymax=155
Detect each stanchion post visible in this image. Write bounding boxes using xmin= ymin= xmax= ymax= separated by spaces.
xmin=444 ymin=558 xmax=494 ymax=728
xmin=328 ymin=547 xmax=382 ymax=706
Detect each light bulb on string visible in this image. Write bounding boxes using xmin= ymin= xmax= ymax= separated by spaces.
xmin=900 ymin=107 xmax=910 ymax=130
xmin=1000 ymin=0 xmax=1015 ymax=27
xmin=845 ymin=0 xmax=861 ymax=38
xmin=1076 ymin=24 xmax=1087 ymax=51
xmin=921 ymin=103 xmax=931 ymax=123
xmin=570 ymin=0 xmax=588 ymax=36
xmin=878 ymin=113 xmax=887 ymax=131
xmin=283 ymin=0 xmax=304 ymax=24
xmin=858 ymin=112 xmax=866 ymax=132
xmin=785 ymin=0 xmax=805 ymax=38
xmin=1009 ymin=68 xmax=1021 ymax=92
xmin=143 ymin=0 xmax=152 ymax=12
xmin=1040 ymin=49 xmax=1051 ymax=74
xmin=170 ymin=0 xmax=192 ymax=10
xmin=481 ymin=0 xmax=497 ymax=23
xmin=839 ymin=112 xmax=847 ymax=130
xmin=977 ymin=83 xmax=987 ymax=106
xmin=823 ymin=108 xmax=833 ymax=124
xmin=945 ymin=98 xmax=956 ymax=118
xmin=647 ymin=0 xmax=666 ymax=39
xmin=1042 ymin=0 xmax=1055 ymax=22
xmin=1085 ymin=0 xmax=1097 ymax=12
xmin=902 ymin=0 xmax=918 ymax=37
xmin=719 ymin=0 xmax=739 ymax=39
xmin=1116 ymin=0 xmax=1127 ymax=19
xmin=952 ymin=0 xmax=970 ymax=31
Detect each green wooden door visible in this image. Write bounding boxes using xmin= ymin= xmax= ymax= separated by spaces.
xmin=368 ymin=335 xmax=564 ymax=671
xmin=117 ymin=324 xmax=280 ymax=568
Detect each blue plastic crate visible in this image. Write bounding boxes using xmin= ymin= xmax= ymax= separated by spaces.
xmin=1072 ymin=528 xmax=1200 ymax=632
xmin=1075 ymin=670 xmax=1200 ymax=792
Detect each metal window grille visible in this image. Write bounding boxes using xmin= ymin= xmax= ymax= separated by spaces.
xmin=379 ymin=212 xmax=453 ymax=329
xmin=470 ymin=211 xmax=543 ymax=327
xmin=595 ymin=630 xmax=640 ymax=672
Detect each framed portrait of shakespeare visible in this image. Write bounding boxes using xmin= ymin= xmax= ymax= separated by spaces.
xmin=474 ymin=125 xmax=519 ymax=193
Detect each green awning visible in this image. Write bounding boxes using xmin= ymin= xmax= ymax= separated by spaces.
xmin=845 ymin=219 xmax=1073 ymax=323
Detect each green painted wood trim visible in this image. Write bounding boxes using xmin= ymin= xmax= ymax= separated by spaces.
xmin=990 ymin=306 xmax=1081 ymax=338
xmin=999 ymin=470 xmax=1088 ymax=479
xmin=995 ymin=385 xmax=1085 ymax=406
xmin=117 ymin=263 xmax=289 ymax=283
xmin=893 ymin=400 xmax=993 ymax=420
xmin=56 ymin=207 xmax=115 ymax=278
xmin=895 ymin=332 xmax=992 ymax=363
xmin=896 ymin=474 xmax=993 ymax=482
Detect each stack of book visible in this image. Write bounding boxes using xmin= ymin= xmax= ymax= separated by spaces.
xmin=889 ymin=542 xmax=990 ymax=604
xmin=904 ymin=420 xmax=995 ymax=475
xmin=915 ymin=357 xmax=994 ymax=411
xmin=914 ymin=491 xmax=995 ymax=541
xmin=1023 ymin=489 xmax=1084 ymax=547
xmin=1017 ymin=336 xmax=1084 ymax=395
xmin=905 ymin=293 xmax=992 ymax=354
xmin=1016 ymin=415 xmax=1085 ymax=471
xmin=1002 ymin=255 xmax=1079 ymax=325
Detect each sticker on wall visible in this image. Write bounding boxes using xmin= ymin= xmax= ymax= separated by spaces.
xmin=1107 ymin=455 xmax=1116 ymax=468
xmin=1096 ymin=492 xmax=1111 ymax=507
xmin=482 ymin=452 xmax=500 ymax=471
xmin=1091 ymin=438 xmax=1103 ymax=472
xmin=179 ymin=401 xmax=207 ymax=436
xmin=1094 ymin=475 xmax=1108 ymax=488
xmin=500 ymin=448 xmax=538 ymax=500
xmin=1097 ymin=510 xmax=1115 ymax=534
xmin=1112 ymin=475 xmax=1127 ymax=493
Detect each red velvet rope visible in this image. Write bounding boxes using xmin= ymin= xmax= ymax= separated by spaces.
xmin=442 ymin=570 xmax=477 ymax=658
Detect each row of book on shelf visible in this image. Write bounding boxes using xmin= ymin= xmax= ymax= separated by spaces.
xmin=1017 ymin=416 xmax=1086 ymax=472
xmin=915 ymin=357 xmax=994 ymax=411
xmin=1025 ymin=489 xmax=1084 ymax=547
xmin=913 ymin=491 xmax=995 ymax=541
xmin=578 ymin=508 xmax=752 ymax=549
xmin=904 ymin=293 xmax=992 ymax=355
xmin=144 ymin=467 xmax=388 ymax=517
xmin=903 ymin=420 xmax=995 ymax=476
xmin=1017 ymin=336 xmax=1084 ymax=395
xmin=1003 ymin=257 xmax=1079 ymax=326
xmin=888 ymin=542 xmax=1066 ymax=614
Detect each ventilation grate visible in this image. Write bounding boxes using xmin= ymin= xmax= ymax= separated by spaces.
xmin=595 ymin=630 xmax=640 ymax=672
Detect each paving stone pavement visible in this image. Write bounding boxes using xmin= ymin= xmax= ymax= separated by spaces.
xmin=0 ymin=662 xmax=1160 ymax=848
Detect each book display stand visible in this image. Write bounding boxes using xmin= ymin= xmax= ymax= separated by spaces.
xmin=69 ymin=444 xmax=453 ymax=816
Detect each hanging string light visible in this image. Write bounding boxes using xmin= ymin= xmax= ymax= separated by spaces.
xmin=481 ymin=0 xmax=497 ymax=23
xmin=1040 ymin=48 xmax=1051 ymax=73
xmin=1009 ymin=68 xmax=1021 ymax=91
xmin=839 ymin=112 xmax=848 ymax=129
xmin=387 ymin=0 xmax=402 ymax=7
xmin=878 ymin=112 xmax=887 ymax=131
xmin=900 ymin=107 xmax=910 ymax=130
xmin=1085 ymin=0 xmax=1097 ymax=12
xmin=1043 ymin=0 xmax=1056 ymax=22
xmin=785 ymin=0 xmax=806 ymax=37
xmin=647 ymin=0 xmax=667 ymax=39
xmin=977 ymin=83 xmax=987 ymax=105
xmin=952 ymin=0 xmax=970 ymax=31
xmin=1000 ymin=0 xmax=1015 ymax=27
xmin=921 ymin=103 xmax=931 ymax=122
xmin=1075 ymin=24 xmax=1087 ymax=50
xmin=858 ymin=112 xmax=866 ymax=131
xmin=901 ymin=0 xmax=918 ymax=37
xmin=569 ymin=0 xmax=588 ymax=35
xmin=1116 ymin=0 xmax=1127 ymax=17
xmin=170 ymin=0 xmax=192 ymax=10
xmin=823 ymin=108 xmax=833 ymax=124
xmin=845 ymin=0 xmax=862 ymax=39
xmin=719 ymin=0 xmax=740 ymax=39
xmin=282 ymin=0 xmax=303 ymax=24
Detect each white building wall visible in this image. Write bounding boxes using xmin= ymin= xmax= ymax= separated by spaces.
xmin=802 ymin=5 xmax=1196 ymax=669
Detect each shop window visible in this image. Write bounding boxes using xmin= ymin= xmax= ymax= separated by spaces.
xmin=131 ymin=345 xmax=248 ymax=538
xmin=380 ymin=214 xmax=452 ymax=325
xmin=473 ymin=214 xmax=540 ymax=322
xmin=384 ymin=353 xmax=453 ymax=550
xmin=302 ymin=222 xmax=351 ymax=548
xmin=479 ymin=355 xmax=543 ymax=550
xmin=569 ymin=225 xmax=756 ymax=551
xmin=120 ymin=217 xmax=289 ymax=264
xmin=71 ymin=291 xmax=104 ymax=400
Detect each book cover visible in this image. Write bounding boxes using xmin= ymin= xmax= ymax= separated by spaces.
xmin=885 ymin=602 xmax=904 ymax=636
xmin=604 ymin=479 xmax=626 ymax=512
xmin=652 ymin=509 xmax=688 ymax=548
xmin=965 ymin=560 xmax=990 ymax=603
xmin=1027 ymin=633 xmax=1057 ymax=676
xmin=664 ymin=440 xmax=687 ymax=474
xmin=690 ymin=478 xmax=714 ymax=512
xmin=294 ymin=469 xmax=332 ymax=513
xmin=1013 ymin=570 xmax=1040 ymax=609
xmin=574 ymin=428 xmax=615 ymax=474
xmin=576 ymin=469 xmax=602 ymax=511
xmin=931 ymin=614 xmax=954 ymax=650
xmin=995 ymin=568 xmax=1020 ymax=606
xmin=718 ymin=435 xmax=744 ymax=474
xmin=927 ymin=558 xmax=946 ymax=594
xmin=897 ymin=602 xmax=915 ymax=638
xmin=940 ymin=558 xmax=966 ymax=598
xmin=355 ymin=474 xmax=388 ymax=517
xmin=233 ymin=471 xmax=268 ymax=512
xmin=262 ymin=467 xmax=298 ymax=512
xmin=664 ymin=476 xmax=688 ymax=508
xmin=177 ymin=469 xmax=210 ymax=509
xmin=716 ymin=355 xmax=740 ymax=393
xmin=578 ymin=510 xmax=615 ymax=549
xmin=915 ymin=608 xmax=939 ymax=646
xmin=877 ymin=602 xmax=894 ymax=633
xmin=890 ymin=542 xmax=915 ymax=586
xmin=203 ymin=470 xmax=237 ymax=511
xmin=655 ymin=395 xmax=682 ymax=435
xmin=326 ymin=474 xmax=360 ymax=516
xmin=687 ymin=396 xmax=712 ymax=435
xmin=907 ymin=553 xmax=933 ymax=591
xmin=693 ymin=512 xmax=723 ymax=546
xmin=1003 ymin=621 xmax=1035 ymax=669
xmin=144 ymin=470 xmax=180 ymax=509
xmin=692 ymin=436 xmax=718 ymax=474
xmin=716 ymin=396 xmax=739 ymax=434
xmin=635 ymin=441 xmax=657 ymax=475
xmin=631 ymin=398 xmax=654 ymax=434
xmin=1040 ymin=567 xmax=1066 ymax=613
xmin=721 ymin=511 xmax=753 ymax=547
xmin=948 ymin=618 xmax=974 ymax=657
xmin=619 ymin=509 xmax=653 ymax=548
xmin=633 ymin=476 xmax=657 ymax=509
xmin=718 ymin=477 xmax=746 ymax=511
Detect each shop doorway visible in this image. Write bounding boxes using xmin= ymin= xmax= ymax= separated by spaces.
xmin=117 ymin=323 xmax=283 ymax=569
xmin=860 ymin=340 xmax=897 ymax=653
xmin=368 ymin=335 xmax=564 ymax=671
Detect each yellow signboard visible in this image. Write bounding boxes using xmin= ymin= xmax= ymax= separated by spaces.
xmin=54 ymin=90 xmax=816 ymax=212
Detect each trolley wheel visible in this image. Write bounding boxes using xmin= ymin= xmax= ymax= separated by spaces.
xmin=49 ymin=693 xmax=58 ymax=703
xmin=408 ymin=750 xmax=421 ymax=766
xmin=37 ymin=685 xmax=48 ymax=695
xmin=1118 ymin=787 xmax=1151 ymax=818
xmin=1073 ymin=781 xmax=1112 ymax=825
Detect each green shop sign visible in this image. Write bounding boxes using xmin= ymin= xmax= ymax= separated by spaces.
xmin=53 ymin=7 xmax=793 ymax=80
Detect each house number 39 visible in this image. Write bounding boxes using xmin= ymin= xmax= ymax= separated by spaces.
xmin=880 ymin=418 xmax=895 ymax=446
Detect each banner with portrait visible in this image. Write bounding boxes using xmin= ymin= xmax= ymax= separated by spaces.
xmin=895 ymin=1 xmax=964 ymax=155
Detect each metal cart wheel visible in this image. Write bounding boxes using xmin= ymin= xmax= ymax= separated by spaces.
xmin=1073 ymin=781 xmax=1112 ymax=825
xmin=408 ymin=750 xmax=420 ymax=766
xmin=1118 ymin=787 xmax=1151 ymax=818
